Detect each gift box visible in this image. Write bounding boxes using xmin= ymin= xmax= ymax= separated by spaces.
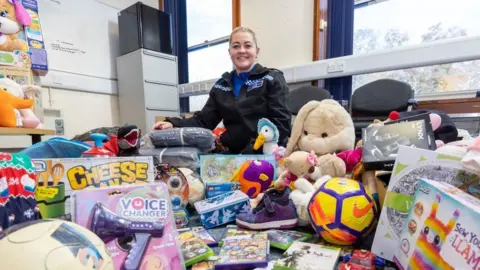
xmin=362 ymin=119 xmax=435 ymax=171
xmin=393 ymin=179 xmax=480 ymax=270
xmin=194 ymin=190 xmax=250 ymax=229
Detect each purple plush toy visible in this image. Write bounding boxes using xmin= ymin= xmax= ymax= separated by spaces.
xmin=231 ymin=160 xmax=275 ymax=198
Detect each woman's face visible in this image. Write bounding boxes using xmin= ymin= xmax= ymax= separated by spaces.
xmin=229 ymin=31 xmax=259 ymax=72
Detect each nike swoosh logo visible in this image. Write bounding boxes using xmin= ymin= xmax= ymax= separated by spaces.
xmin=353 ymin=201 xmax=374 ymax=218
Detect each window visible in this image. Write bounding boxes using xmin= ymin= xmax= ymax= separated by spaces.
xmin=353 ymin=0 xmax=480 ymax=95
xmin=186 ymin=0 xmax=233 ymax=82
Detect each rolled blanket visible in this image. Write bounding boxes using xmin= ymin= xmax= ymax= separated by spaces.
xmin=147 ymin=127 xmax=215 ymax=151
xmin=139 ymin=146 xmax=201 ymax=169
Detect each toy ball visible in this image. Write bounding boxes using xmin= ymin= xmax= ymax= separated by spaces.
xmin=308 ymin=177 xmax=378 ymax=245
xmin=231 ymin=160 xmax=274 ymax=198
xmin=0 ymin=219 xmax=114 ymax=270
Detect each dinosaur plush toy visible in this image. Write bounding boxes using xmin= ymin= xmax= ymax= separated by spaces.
xmin=0 ymin=89 xmax=34 ymax=128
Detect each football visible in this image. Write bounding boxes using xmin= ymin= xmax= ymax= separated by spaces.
xmin=0 ymin=219 xmax=114 ymax=270
xmin=308 ymin=177 xmax=378 ymax=245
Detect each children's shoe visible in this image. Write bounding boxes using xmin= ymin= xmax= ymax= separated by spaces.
xmin=236 ymin=188 xmax=298 ymax=230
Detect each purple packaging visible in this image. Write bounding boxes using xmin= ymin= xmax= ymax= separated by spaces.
xmin=71 ymin=183 xmax=185 ymax=270
xmin=21 ymin=0 xmax=48 ymax=75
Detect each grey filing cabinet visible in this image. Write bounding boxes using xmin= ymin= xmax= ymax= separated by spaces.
xmin=117 ymin=49 xmax=180 ymax=132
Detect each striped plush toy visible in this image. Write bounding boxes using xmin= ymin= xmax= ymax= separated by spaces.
xmin=408 ymin=194 xmax=460 ymax=270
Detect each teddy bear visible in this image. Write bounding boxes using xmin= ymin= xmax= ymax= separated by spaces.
xmin=0 ymin=78 xmax=42 ymax=128
xmin=0 ymin=0 xmax=31 ymax=52
xmin=0 ymin=88 xmax=34 ymax=127
xmin=274 ymin=150 xmax=323 ymax=190
xmin=285 ymin=99 xmax=355 ymax=178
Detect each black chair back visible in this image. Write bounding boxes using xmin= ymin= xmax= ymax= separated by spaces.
xmin=290 ymin=86 xmax=332 ymax=115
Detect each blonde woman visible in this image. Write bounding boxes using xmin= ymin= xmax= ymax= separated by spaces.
xmin=153 ymin=27 xmax=291 ymax=154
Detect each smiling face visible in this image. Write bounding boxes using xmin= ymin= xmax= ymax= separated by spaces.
xmin=228 ymin=30 xmax=259 ymax=73
xmin=0 ymin=1 xmax=20 ymax=35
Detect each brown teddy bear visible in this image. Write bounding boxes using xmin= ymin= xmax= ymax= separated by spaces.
xmin=274 ymin=150 xmax=323 ymax=190
xmin=0 ymin=0 xmax=31 ymax=52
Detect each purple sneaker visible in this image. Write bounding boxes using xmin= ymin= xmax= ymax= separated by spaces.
xmin=236 ymin=188 xmax=298 ymax=230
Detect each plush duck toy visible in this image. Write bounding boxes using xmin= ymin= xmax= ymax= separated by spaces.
xmin=253 ymin=118 xmax=286 ymax=162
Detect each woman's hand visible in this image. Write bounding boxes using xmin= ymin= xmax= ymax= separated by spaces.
xmin=151 ymin=121 xmax=173 ymax=130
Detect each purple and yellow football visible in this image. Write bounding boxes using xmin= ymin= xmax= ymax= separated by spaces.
xmin=231 ymin=160 xmax=274 ymax=198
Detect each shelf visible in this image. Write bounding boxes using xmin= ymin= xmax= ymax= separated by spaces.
xmin=0 ymin=127 xmax=56 ymax=145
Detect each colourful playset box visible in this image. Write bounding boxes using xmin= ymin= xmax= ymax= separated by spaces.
xmin=371 ymin=146 xmax=480 ymax=261
xmin=393 ymin=179 xmax=480 ymax=270
xmin=194 ymin=190 xmax=250 ymax=229
xmin=22 ymin=0 xmax=49 ymax=75
xmin=32 ymin=156 xmax=155 ymax=219
xmin=71 ymin=183 xmax=185 ymax=270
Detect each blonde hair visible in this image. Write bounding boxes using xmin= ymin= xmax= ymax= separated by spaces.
xmin=229 ymin=26 xmax=258 ymax=48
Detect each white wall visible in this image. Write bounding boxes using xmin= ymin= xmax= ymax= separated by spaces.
xmin=0 ymin=0 xmax=158 ymax=149
xmin=240 ymin=0 xmax=314 ymax=69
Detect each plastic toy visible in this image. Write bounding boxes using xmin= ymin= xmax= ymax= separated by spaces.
xmin=0 ymin=219 xmax=114 ymax=270
xmin=89 ymin=203 xmax=164 ymax=270
xmin=308 ymin=178 xmax=377 ymax=245
xmin=230 ymin=159 xmax=275 ymax=198
xmin=0 ymin=88 xmax=34 ymax=127
xmin=81 ymin=133 xmax=115 ymax=157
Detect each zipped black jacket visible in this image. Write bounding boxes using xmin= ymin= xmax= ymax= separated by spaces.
xmin=167 ymin=64 xmax=292 ymax=154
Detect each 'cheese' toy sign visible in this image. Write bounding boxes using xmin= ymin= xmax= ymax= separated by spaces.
xmin=32 ymin=157 xmax=154 ymax=219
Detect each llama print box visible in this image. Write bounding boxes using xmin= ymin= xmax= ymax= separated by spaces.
xmin=393 ymin=179 xmax=480 ymax=270
xmin=194 ymin=190 xmax=250 ymax=229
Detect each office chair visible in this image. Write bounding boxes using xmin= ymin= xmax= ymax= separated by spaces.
xmin=290 ymin=86 xmax=332 ymax=115
xmin=350 ymin=79 xmax=416 ymax=140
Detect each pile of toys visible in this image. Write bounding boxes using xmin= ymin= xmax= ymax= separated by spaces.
xmin=0 ymin=99 xmax=479 ymax=270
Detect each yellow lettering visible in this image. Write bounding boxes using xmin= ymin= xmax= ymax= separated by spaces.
xmin=98 ymin=163 xmax=111 ymax=181
xmin=85 ymin=166 xmax=98 ymax=186
xmin=109 ymin=162 xmax=121 ymax=180
xmin=121 ymin=162 xmax=136 ymax=183
xmin=136 ymin=163 xmax=148 ymax=181
xmin=108 ymin=178 xmax=121 ymax=186
xmin=67 ymin=166 xmax=87 ymax=190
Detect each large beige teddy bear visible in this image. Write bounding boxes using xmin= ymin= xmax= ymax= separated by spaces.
xmin=285 ymin=99 xmax=355 ymax=177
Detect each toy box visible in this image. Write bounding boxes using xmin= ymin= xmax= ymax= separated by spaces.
xmin=200 ymin=154 xmax=275 ymax=198
xmin=393 ymin=179 xmax=480 ymax=270
xmin=32 ymin=156 xmax=155 ymax=219
xmin=71 ymin=183 xmax=185 ymax=270
xmin=371 ymin=146 xmax=480 ymax=261
xmin=194 ymin=190 xmax=250 ymax=229
xmin=362 ymin=119 xmax=435 ymax=171
xmin=216 ymin=233 xmax=269 ymax=269
xmin=22 ymin=0 xmax=49 ymax=75
xmin=206 ymin=182 xmax=239 ymax=198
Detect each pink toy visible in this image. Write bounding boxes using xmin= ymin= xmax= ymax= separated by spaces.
xmin=9 ymin=0 xmax=31 ymax=26
xmin=336 ymin=148 xmax=362 ymax=173
xmin=72 ymin=183 xmax=184 ymax=270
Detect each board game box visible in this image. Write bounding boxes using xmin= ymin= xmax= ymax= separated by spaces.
xmin=178 ymin=230 xmax=214 ymax=267
xmin=371 ymin=146 xmax=480 ymax=261
xmin=393 ymin=179 xmax=480 ymax=270
xmin=33 ymin=156 xmax=155 ymax=219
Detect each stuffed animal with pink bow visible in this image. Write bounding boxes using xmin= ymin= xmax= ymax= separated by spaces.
xmin=0 ymin=0 xmax=31 ymax=52
xmin=274 ymin=150 xmax=322 ymax=190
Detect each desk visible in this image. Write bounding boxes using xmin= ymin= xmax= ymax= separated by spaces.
xmin=0 ymin=127 xmax=56 ymax=145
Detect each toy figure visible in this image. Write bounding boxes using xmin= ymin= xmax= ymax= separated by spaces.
xmin=408 ymin=194 xmax=459 ymax=270
xmin=0 ymin=78 xmax=42 ymax=128
xmin=274 ymin=150 xmax=322 ymax=190
xmin=0 ymin=89 xmax=34 ymax=127
xmin=0 ymin=0 xmax=31 ymax=52
xmin=230 ymin=159 xmax=275 ymax=198
xmin=117 ymin=124 xmax=141 ymax=156
xmin=254 ymin=118 xmax=286 ymax=161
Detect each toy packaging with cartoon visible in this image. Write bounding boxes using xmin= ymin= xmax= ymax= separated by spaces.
xmin=20 ymin=0 xmax=48 ymax=74
xmin=178 ymin=229 xmax=214 ymax=267
xmin=32 ymin=156 xmax=155 ymax=219
xmin=215 ymin=232 xmax=269 ymax=269
xmin=273 ymin=241 xmax=341 ymax=270
xmin=71 ymin=183 xmax=185 ymax=270
xmin=372 ymin=146 xmax=480 ymax=261
xmin=393 ymin=179 xmax=480 ymax=270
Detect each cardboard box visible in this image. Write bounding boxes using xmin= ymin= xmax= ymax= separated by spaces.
xmin=393 ymin=179 xmax=480 ymax=270
xmin=362 ymin=119 xmax=435 ymax=170
xmin=371 ymin=146 xmax=480 ymax=261
xmin=194 ymin=190 xmax=250 ymax=229
xmin=206 ymin=182 xmax=239 ymax=198
xmin=33 ymin=156 xmax=155 ymax=219
xmin=22 ymin=0 xmax=49 ymax=75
